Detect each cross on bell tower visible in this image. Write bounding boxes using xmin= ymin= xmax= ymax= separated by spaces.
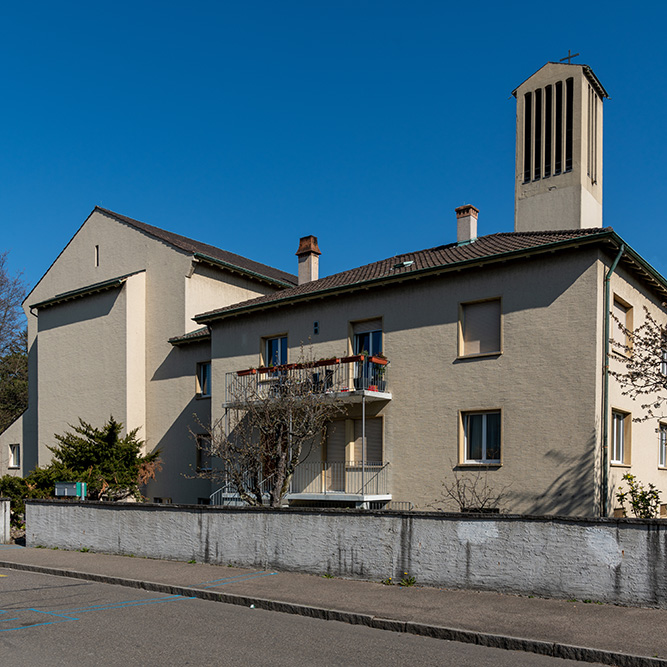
xmin=559 ymin=50 xmax=580 ymax=64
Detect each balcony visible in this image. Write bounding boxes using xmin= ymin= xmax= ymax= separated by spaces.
xmin=210 ymin=461 xmax=391 ymax=508
xmin=287 ymin=461 xmax=390 ymax=506
xmin=224 ymin=355 xmax=391 ymax=407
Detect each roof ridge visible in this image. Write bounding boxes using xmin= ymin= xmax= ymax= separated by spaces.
xmin=195 ymin=226 xmax=624 ymax=323
xmin=94 ymin=206 xmax=297 ymax=286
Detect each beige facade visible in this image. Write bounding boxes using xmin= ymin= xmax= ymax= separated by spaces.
xmin=198 ymin=239 xmax=666 ymax=516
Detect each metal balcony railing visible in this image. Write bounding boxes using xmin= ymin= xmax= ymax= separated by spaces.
xmin=210 ymin=461 xmax=390 ymax=505
xmin=289 ymin=461 xmax=389 ymax=496
xmin=226 ymin=355 xmax=389 ymax=404
xmin=209 ymin=470 xmax=274 ymax=506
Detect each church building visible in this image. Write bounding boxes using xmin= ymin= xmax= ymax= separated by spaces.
xmin=2 ymin=61 xmax=665 ymax=517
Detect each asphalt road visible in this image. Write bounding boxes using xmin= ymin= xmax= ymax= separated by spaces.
xmin=0 ymin=568 xmax=604 ymax=666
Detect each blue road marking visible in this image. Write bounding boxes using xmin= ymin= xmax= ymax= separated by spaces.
xmin=1 ymin=592 xmax=193 ymax=634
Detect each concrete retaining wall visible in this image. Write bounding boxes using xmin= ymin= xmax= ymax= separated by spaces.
xmin=25 ymin=500 xmax=667 ymax=607
xmin=1 ymin=499 xmax=10 ymax=544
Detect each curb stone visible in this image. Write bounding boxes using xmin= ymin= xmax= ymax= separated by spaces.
xmin=0 ymin=559 xmax=665 ymax=667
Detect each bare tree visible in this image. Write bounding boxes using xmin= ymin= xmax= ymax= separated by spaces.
xmin=611 ymin=306 xmax=667 ymax=422
xmin=429 ymin=466 xmax=511 ymax=513
xmin=0 ymin=252 xmax=27 ymax=432
xmin=196 ymin=350 xmax=344 ymax=508
xmin=0 ymin=252 xmax=26 ymax=356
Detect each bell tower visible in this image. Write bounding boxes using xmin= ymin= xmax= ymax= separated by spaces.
xmin=512 ymin=60 xmax=609 ymax=232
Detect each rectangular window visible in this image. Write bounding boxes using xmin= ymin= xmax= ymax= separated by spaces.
xmin=325 ymin=418 xmax=384 ymax=464
xmin=353 ymin=320 xmax=383 ymax=389
xmin=8 ymin=444 xmax=20 ymax=469
xmin=353 ymin=418 xmax=383 ymax=463
xmin=660 ymin=424 xmax=667 ymax=469
xmin=611 ymin=297 xmax=632 ymax=357
xmin=265 ymin=335 xmax=288 ymax=366
xmin=462 ymin=411 xmax=501 ymax=464
xmin=196 ymin=362 xmax=211 ymax=397
xmin=196 ymin=435 xmax=212 ymax=472
xmin=459 ymin=299 xmax=501 ymax=357
xmin=661 ymin=334 xmax=667 ymax=377
xmin=611 ymin=410 xmax=630 ymax=465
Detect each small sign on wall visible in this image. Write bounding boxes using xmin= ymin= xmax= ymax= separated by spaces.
xmin=54 ymin=482 xmax=87 ymax=499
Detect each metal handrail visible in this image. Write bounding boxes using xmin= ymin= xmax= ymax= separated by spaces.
xmin=225 ymin=356 xmax=389 ymax=404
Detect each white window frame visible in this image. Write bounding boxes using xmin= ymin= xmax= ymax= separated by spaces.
xmin=8 ymin=444 xmax=20 ymax=469
xmin=660 ymin=424 xmax=667 ymax=469
xmin=462 ymin=410 xmax=502 ymax=464
xmin=611 ymin=410 xmax=630 ymax=465
xmin=196 ymin=361 xmax=211 ymax=397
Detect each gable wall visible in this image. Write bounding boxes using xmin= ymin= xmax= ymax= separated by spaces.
xmin=16 ymin=210 xmax=281 ymax=495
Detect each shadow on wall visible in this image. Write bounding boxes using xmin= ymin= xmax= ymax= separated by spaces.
xmin=37 ymin=289 xmax=119 ymax=332
xmin=143 ymin=396 xmax=213 ymax=504
xmin=519 ymin=430 xmax=597 ymax=516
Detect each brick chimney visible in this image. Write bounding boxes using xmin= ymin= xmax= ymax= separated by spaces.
xmin=295 ymin=235 xmax=322 ymax=285
xmin=455 ymin=204 xmax=478 ymax=245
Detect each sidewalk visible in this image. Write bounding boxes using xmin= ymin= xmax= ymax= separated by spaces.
xmin=1 ymin=543 xmax=665 ymax=667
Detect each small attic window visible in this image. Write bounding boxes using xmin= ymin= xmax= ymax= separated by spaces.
xmin=393 ymin=260 xmax=414 ymax=269
xmin=94 ymin=245 xmax=100 ymax=267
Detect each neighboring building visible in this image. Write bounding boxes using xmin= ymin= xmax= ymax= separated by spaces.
xmin=2 ymin=61 xmax=665 ymax=516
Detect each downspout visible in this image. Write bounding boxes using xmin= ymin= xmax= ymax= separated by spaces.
xmin=601 ymin=244 xmax=625 ymax=516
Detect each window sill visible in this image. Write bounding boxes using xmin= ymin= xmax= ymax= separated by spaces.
xmin=195 ymin=394 xmax=211 ymax=400
xmin=456 ymin=351 xmax=502 ymax=361
xmin=7 ymin=466 xmax=20 ymax=470
xmin=456 ymin=463 xmax=502 ymax=469
xmin=610 ymin=462 xmax=631 ymax=468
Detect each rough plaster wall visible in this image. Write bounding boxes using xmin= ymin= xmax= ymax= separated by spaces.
xmin=184 ymin=264 xmax=275 ymax=334
xmin=0 ymin=499 xmax=9 ymax=543
xmin=145 ymin=338 xmax=213 ymax=503
xmin=210 ymin=251 xmax=601 ymax=516
xmin=37 ymin=287 xmax=129 ymax=462
xmin=26 ymin=502 xmax=667 ymax=608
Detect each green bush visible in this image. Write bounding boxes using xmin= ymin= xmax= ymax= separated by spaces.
xmin=616 ymin=473 xmax=662 ymax=519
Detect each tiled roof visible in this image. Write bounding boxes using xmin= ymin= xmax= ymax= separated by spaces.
xmin=169 ymin=326 xmax=211 ymax=346
xmin=196 ymin=227 xmax=618 ymax=322
xmin=95 ymin=207 xmax=297 ymax=287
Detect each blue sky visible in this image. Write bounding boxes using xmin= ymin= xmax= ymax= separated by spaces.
xmin=2 ymin=1 xmax=666 ymax=293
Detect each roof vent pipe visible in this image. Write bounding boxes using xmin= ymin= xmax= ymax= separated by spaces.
xmin=295 ymin=235 xmax=322 ymax=285
xmin=455 ymin=204 xmax=479 ymax=245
